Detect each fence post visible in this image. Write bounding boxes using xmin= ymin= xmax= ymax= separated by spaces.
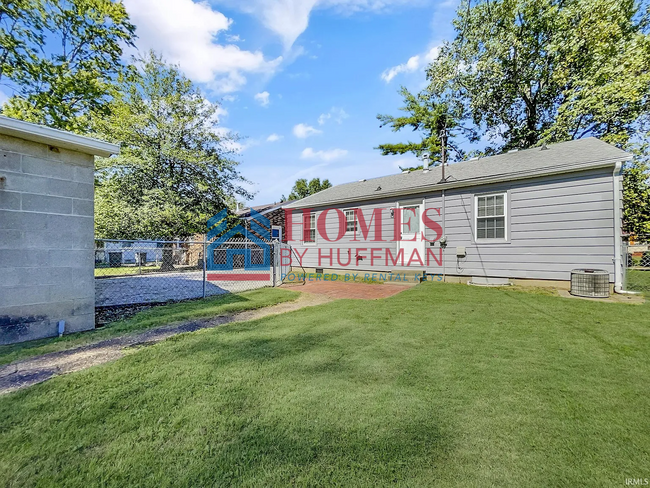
xmin=272 ymin=242 xmax=277 ymax=287
xmin=202 ymin=239 xmax=207 ymax=299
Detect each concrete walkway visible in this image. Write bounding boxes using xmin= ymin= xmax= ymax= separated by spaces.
xmin=0 ymin=292 xmax=331 ymax=395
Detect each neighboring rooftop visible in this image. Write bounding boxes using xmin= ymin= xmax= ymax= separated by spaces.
xmin=0 ymin=115 xmax=119 ymax=157
xmin=284 ymin=137 xmax=632 ymax=209
xmin=236 ymin=201 xmax=289 ymax=219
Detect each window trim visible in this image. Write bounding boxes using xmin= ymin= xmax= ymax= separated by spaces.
xmin=301 ymin=211 xmax=317 ymax=246
xmin=474 ymin=192 xmax=508 ymax=243
xmin=344 ymin=208 xmax=357 ymax=234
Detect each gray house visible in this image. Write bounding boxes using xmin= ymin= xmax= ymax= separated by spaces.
xmin=284 ymin=138 xmax=631 ymax=289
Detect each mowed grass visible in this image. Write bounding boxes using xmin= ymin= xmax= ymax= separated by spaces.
xmin=0 ymin=288 xmax=299 ymax=366
xmin=0 ymin=283 xmax=649 ymax=486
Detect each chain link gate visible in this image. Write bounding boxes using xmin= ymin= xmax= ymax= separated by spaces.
xmin=95 ymin=238 xmax=289 ymax=308
xmin=623 ymin=235 xmax=650 ymax=294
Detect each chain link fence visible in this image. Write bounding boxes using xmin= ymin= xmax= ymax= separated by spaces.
xmin=623 ymin=235 xmax=650 ymax=294
xmin=95 ymin=238 xmax=289 ymax=307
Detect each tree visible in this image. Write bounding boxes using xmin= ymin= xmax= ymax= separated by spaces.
xmin=376 ymin=86 xmax=474 ymax=163
xmin=426 ymin=0 xmax=650 ymax=151
xmin=93 ymin=52 xmax=251 ymax=240
xmin=1 ymin=0 xmax=135 ymax=132
xmin=0 ymin=1 xmax=45 ymax=82
xmin=288 ymin=178 xmax=332 ymax=200
xmin=623 ymin=138 xmax=650 ymax=235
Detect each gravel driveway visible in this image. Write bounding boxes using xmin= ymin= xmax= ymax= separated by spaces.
xmin=95 ymin=271 xmax=272 ymax=306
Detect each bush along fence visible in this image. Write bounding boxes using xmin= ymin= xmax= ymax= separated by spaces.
xmin=94 ymin=238 xmax=292 ymax=307
xmin=623 ymin=235 xmax=650 ymax=294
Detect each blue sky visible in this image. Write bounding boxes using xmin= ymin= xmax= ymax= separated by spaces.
xmin=15 ymin=0 xmax=466 ymax=205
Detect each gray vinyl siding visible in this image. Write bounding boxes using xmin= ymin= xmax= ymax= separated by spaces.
xmin=427 ymin=167 xmax=616 ymax=282
xmin=289 ymin=196 xmax=403 ymax=271
xmin=289 ymin=166 xmax=617 ymax=282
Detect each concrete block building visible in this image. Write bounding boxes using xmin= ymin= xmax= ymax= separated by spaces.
xmin=0 ymin=116 xmax=119 ymax=344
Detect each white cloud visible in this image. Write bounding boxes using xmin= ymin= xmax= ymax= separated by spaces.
xmin=293 ymin=123 xmax=323 ymax=138
xmin=0 ymin=89 xmax=9 ymax=106
xmin=253 ymin=0 xmax=319 ymax=50
xmin=301 ymin=147 xmax=348 ymax=161
xmin=228 ymin=0 xmax=424 ymax=49
xmin=222 ymin=94 xmax=237 ymax=102
xmin=392 ymin=157 xmax=415 ymax=170
xmin=254 ymin=91 xmax=270 ymax=107
xmin=123 ymin=0 xmax=282 ymax=92
xmin=381 ymin=46 xmax=440 ymax=83
xmin=318 ymin=107 xmax=349 ymax=125
xmin=213 ymin=105 xmax=228 ymax=123
xmin=267 ymin=133 xmax=283 ymax=142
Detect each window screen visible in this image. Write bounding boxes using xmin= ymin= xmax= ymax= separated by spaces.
xmin=402 ymin=206 xmax=420 ymax=234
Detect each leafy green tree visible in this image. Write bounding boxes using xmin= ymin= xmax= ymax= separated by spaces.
xmin=623 ymin=139 xmax=650 ymax=235
xmin=288 ymin=178 xmax=332 ymax=201
xmin=1 ymin=0 xmax=135 ymax=132
xmin=376 ymin=86 xmax=474 ymax=163
xmin=93 ymin=52 xmax=251 ymax=240
xmin=0 ymin=1 xmax=45 ymax=82
xmin=426 ymin=0 xmax=650 ymax=151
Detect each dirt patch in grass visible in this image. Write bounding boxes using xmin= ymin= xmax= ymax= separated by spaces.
xmin=0 ymin=292 xmax=330 ymax=395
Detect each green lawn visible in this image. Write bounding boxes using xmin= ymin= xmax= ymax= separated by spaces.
xmin=0 ymin=283 xmax=649 ymax=486
xmin=0 ymin=288 xmax=299 ymax=366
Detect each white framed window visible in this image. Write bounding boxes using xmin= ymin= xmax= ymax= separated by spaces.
xmin=344 ymin=209 xmax=357 ymax=233
xmin=475 ymin=193 xmax=506 ymax=240
xmin=303 ymin=212 xmax=316 ymax=244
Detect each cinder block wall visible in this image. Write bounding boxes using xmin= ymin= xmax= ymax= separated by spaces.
xmin=0 ymin=133 xmax=95 ymax=344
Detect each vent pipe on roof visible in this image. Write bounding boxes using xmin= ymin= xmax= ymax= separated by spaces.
xmin=422 ymin=153 xmax=430 ymax=173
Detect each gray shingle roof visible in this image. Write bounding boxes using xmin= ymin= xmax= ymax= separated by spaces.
xmin=284 ymin=138 xmax=631 ymax=209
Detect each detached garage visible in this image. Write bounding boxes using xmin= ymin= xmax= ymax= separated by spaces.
xmin=0 ymin=116 xmax=119 ymax=344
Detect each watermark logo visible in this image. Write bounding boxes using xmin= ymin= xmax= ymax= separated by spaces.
xmin=206 ymin=209 xmax=271 ymax=281
xmin=281 ymin=206 xmax=446 ymax=269
xmin=625 ymin=479 xmax=649 ymax=486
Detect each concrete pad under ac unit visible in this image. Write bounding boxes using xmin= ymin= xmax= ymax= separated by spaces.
xmin=468 ymin=276 xmax=512 ymax=287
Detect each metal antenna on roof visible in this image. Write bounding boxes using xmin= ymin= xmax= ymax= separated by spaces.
xmin=439 ymin=127 xmax=448 ymax=183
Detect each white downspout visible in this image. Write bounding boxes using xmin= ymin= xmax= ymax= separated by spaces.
xmin=613 ymin=160 xmax=639 ymax=294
